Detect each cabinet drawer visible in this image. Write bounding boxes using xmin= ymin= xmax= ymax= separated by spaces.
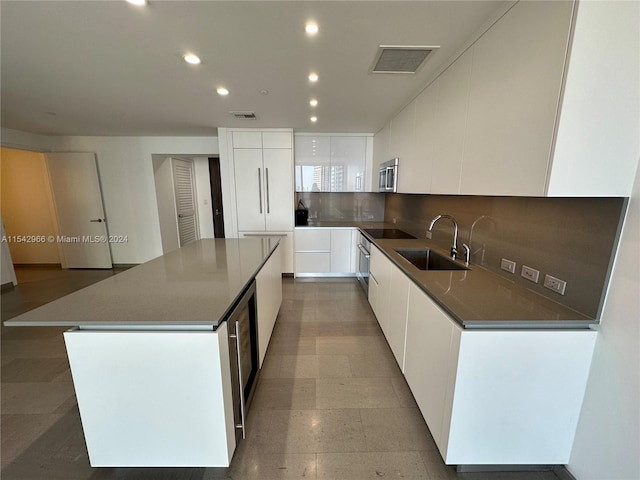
xmin=295 ymin=228 xmax=331 ymax=251
xmin=295 ymin=252 xmax=331 ymax=274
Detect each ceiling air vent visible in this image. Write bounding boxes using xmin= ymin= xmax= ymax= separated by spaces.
xmin=370 ymin=45 xmax=439 ymax=74
xmin=230 ymin=111 xmax=257 ymax=120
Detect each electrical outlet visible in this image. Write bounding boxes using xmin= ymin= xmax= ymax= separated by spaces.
xmin=544 ymin=274 xmax=567 ymax=295
xmin=392 ymin=217 xmax=397 ymax=224
xmin=500 ymin=258 xmax=516 ymax=274
xmin=426 ymin=231 xmax=432 ymax=239
xmin=521 ymin=265 xmax=539 ymax=283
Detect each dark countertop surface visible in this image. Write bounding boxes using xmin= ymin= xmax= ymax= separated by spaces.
xmin=296 ymin=222 xmax=595 ymax=329
xmin=4 ymin=238 xmax=280 ymax=328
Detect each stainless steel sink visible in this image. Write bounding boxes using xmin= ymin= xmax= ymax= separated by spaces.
xmin=394 ymin=248 xmax=469 ymax=271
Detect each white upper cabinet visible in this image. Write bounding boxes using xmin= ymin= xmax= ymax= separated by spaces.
xmin=460 ymin=0 xmax=572 ymax=196
xmin=389 ymin=104 xmax=416 ymax=193
xmin=372 ymin=123 xmax=390 ymax=191
xmin=233 ymin=130 xmax=293 ymax=232
xmin=431 ymin=48 xmax=473 ymax=194
xmin=375 ymin=0 xmax=638 ymax=197
xmin=295 ymin=135 xmax=368 ymax=192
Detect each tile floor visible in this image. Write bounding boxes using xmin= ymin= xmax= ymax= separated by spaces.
xmin=1 ymin=269 xmax=564 ymax=480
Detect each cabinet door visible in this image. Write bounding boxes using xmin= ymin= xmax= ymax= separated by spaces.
xmin=368 ymin=272 xmax=379 ymax=317
xmin=409 ymin=81 xmax=438 ymax=194
xmin=295 ymin=252 xmax=331 ymax=274
xmin=294 ymin=136 xmax=331 ymax=192
xmin=233 ymin=131 xmax=262 ymax=148
xmin=386 ymin=265 xmax=410 ymax=370
xmin=234 ymin=149 xmax=266 ymax=231
xmin=263 ymin=132 xmax=292 ymax=149
xmin=263 ymin=149 xmax=293 ymax=231
xmin=330 ymin=137 xmax=367 ymax=192
xmin=460 ymin=0 xmax=572 ymax=195
xmin=404 ymin=283 xmax=455 ymax=450
xmin=431 ymin=48 xmax=473 ymax=194
xmin=389 ymin=103 xmax=416 ymax=193
xmin=369 ymin=246 xmax=392 ymax=335
xmin=330 ymin=229 xmax=354 ymax=273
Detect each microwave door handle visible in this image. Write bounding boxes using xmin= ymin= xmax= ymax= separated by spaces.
xmin=230 ymin=321 xmax=247 ymax=439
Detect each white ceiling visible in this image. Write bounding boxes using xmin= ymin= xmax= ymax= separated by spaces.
xmin=1 ymin=1 xmax=508 ymax=137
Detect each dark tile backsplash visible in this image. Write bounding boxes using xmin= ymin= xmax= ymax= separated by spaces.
xmin=296 ymin=192 xmax=385 ymax=222
xmin=384 ymin=194 xmax=627 ymax=319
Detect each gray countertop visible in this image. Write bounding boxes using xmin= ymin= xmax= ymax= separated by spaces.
xmin=298 ymin=222 xmax=595 ymax=328
xmin=4 ymin=238 xmax=280 ymax=328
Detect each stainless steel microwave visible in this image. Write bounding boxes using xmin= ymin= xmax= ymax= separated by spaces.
xmin=379 ymin=158 xmax=399 ymax=192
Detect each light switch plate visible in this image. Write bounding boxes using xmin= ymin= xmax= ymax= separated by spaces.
xmin=501 ymin=258 xmax=516 ymax=274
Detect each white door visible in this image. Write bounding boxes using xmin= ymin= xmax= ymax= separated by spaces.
xmin=234 ymin=149 xmax=266 ymax=231
xmin=262 ymin=148 xmax=293 ymax=231
xmin=45 ymin=152 xmax=112 ymax=268
xmin=171 ymin=158 xmax=199 ymax=247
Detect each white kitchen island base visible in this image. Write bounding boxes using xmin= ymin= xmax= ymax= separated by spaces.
xmin=64 ymin=323 xmax=236 ymax=467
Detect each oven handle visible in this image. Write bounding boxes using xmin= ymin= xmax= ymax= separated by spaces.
xmin=357 ymin=244 xmax=370 ymax=258
xmin=229 ymin=320 xmax=246 ymax=439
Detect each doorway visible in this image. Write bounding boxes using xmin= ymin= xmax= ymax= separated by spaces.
xmin=208 ymin=156 xmax=225 ymax=238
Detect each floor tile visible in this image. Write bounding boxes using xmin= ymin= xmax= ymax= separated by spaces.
xmin=348 ymin=352 xmax=402 ymax=378
xmin=267 ymin=337 xmax=317 ymax=355
xmin=316 ymin=451 xmax=428 ymax=480
xmin=225 ymin=453 xmax=317 ymax=480
xmin=360 ymin=407 xmax=437 ymax=452
xmin=316 ymin=336 xmax=389 ymax=356
xmin=251 ymin=378 xmax=316 ymax=410
xmin=1 ymin=381 xmax=76 ymax=414
xmin=1 ymin=413 xmax=65 ymax=467
xmin=1 ymin=357 xmax=70 ymax=383
xmin=259 ymin=409 xmax=367 ymax=454
xmin=316 ymin=377 xmax=401 ymax=409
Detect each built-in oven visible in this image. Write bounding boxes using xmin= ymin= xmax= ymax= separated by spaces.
xmin=227 ymin=280 xmax=259 ymax=443
xmin=356 ymin=233 xmax=371 ymax=293
xmin=379 ymin=158 xmax=399 ymax=193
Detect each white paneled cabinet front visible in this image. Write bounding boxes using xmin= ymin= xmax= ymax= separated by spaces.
xmin=386 ymin=263 xmax=410 ymax=369
xmin=294 ymin=227 xmax=357 ymax=276
xmin=255 ymin=244 xmax=282 ymax=366
xmin=404 ymin=283 xmax=457 ymax=452
xmin=231 ymin=129 xmax=294 ymax=272
xmin=234 ymin=148 xmax=265 ymax=231
xmin=368 ymin=245 xmax=392 ymax=335
xmin=234 ymin=147 xmax=292 ymax=232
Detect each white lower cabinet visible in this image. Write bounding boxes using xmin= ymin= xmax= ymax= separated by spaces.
xmin=368 ymin=249 xmax=598 ymax=466
xmin=239 ymin=231 xmax=293 ymax=274
xmin=294 ymin=228 xmax=357 ymax=276
xmin=255 ymin=244 xmax=282 ymax=366
xmin=369 ymin=245 xmax=392 ymax=335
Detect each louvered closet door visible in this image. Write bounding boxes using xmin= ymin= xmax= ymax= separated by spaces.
xmin=172 ymin=158 xmax=199 ymax=246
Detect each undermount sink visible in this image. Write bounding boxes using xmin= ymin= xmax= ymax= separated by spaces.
xmin=395 ymin=248 xmax=469 ymax=271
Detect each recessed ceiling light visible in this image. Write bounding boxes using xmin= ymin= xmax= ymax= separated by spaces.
xmin=308 ymin=73 xmax=318 ymax=83
xmin=217 ymin=87 xmax=229 ymax=96
xmin=312 ymin=139 xmax=316 ymax=143
xmin=310 ymin=116 xmax=318 ymax=123
xmin=183 ymin=54 xmax=201 ymax=65
xmin=309 ymin=99 xmax=318 ymax=107
xmin=305 ymin=22 xmax=319 ymax=35
xmin=259 ymin=89 xmax=269 ymax=95
xmin=126 ymin=0 xmax=147 ymax=6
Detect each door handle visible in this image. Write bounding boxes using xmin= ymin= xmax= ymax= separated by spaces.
xmin=265 ymin=168 xmax=270 ymax=214
xmin=215 ymin=209 xmax=221 ymax=216
xmin=257 ymin=168 xmax=263 ymax=214
xmin=90 ymin=218 xmax=104 ymax=223
xmin=229 ymin=320 xmax=246 ymax=439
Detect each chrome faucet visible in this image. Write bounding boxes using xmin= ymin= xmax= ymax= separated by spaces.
xmin=428 ymin=214 xmax=459 ymax=259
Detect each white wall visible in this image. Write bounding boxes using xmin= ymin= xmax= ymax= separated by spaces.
xmin=19 ymin=135 xmax=218 ymax=264
xmin=568 ymin=160 xmax=640 ymax=479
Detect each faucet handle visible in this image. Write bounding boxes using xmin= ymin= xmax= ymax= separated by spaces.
xmin=461 ymin=243 xmax=471 ymax=267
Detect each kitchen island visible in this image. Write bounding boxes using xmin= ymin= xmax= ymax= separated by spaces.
xmin=4 ymin=238 xmax=283 ymax=467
